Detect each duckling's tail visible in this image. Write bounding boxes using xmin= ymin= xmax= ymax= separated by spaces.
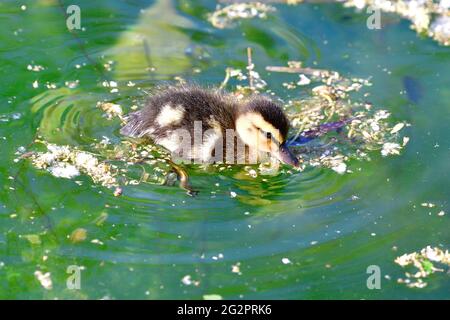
xmin=120 ymin=111 xmax=144 ymax=137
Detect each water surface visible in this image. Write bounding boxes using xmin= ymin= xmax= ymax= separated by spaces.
xmin=0 ymin=0 xmax=449 ymax=299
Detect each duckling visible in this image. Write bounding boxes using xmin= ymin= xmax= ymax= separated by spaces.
xmin=120 ymin=85 xmax=299 ymax=168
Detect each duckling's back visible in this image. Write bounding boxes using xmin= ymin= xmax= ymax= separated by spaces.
xmin=120 ymin=85 xmax=237 ymax=159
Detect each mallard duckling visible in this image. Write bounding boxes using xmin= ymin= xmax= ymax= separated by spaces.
xmin=121 ymin=85 xmax=299 ymax=167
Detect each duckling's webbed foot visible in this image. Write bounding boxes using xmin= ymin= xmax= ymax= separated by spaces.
xmin=167 ymin=161 xmax=199 ymax=196
xmin=186 ymin=189 xmax=199 ymax=197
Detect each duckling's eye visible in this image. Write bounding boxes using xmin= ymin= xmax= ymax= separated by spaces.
xmin=259 ymin=128 xmax=272 ymax=139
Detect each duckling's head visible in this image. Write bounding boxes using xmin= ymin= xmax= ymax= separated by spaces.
xmin=235 ymin=97 xmax=299 ymax=167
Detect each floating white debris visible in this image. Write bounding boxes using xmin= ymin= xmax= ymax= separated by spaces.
xmin=32 ymin=80 xmax=39 ymax=89
xmin=421 ymin=202 xmax=436 ymax=208
xmin=74 ymin=152 xmax=97 ymax=168
xmin=230 ymin=191 xmax=237 ymax=198
xmin=46 ymin=82 xmax=57 ymax=89
xmin=430 ymin=15 xmax=450 ymax=46
xmin=181 ymin=275 xmax=199 ymax=286
xmin=248 ymin=169 xmax=257 ymax=178
xmin=332 ymin=162 xmax=347 ymax=174
xmin=102 ymin=80 xmax=118 ymax=88
xmin=49 ymin=163 xmax=80 ymax=179
xmin=27 ymin=64 xmax=44 ymax=72
xmin=31 ymin=143 xmax=118 ymax=187
xmin=99 ymin=136 xmax=111 ymax=146
xmin=395 ymin=246 xmax=449 ymax=288
xmin=390 ymin=123 xmax=405 ymax=134
xmin=97 ymin=102 xmax=123 ymax=120
xmin=297 ymin=74 xmax=311 ymax=86
xmin=402 ymin=136 xmax=410 ymax=146
xmin=113 ymin=187 xmax=122 ymax=197
xmin=281 ymin=258 xmax=292 ymax=264
xmin=103 ymin=61 xmax=114 ymax=71
xmin=212 ymin=254 xmax=223 ymax=260
xmin=351 ymin=0 xmax=366 ymax=9
xmin=231 ymin=263 xmax=241 ymax=274
xmin=203 ymin=294 xmax=223 ymax=300
xmin=229 ymin=68 xmax=246 ymax=80
xmin=65 ymin=80 xmax=79 ymax=89
xmin=424 ymin=246 xmax=443 ymax=262
xmin=342 ymin=0 xmax=450 ymax=45
xmin=91 ymin=239 xmax=104 ymax=245
xmin=181 ymin=275 xmax=192 ymax=285
xmin=34 ymin=271 xmax=52 ymax=290
xmin=439 ymin=0 xmax=450 ymax=10
xmin=381 ymin=142 xmax=401 ymax=156
xmin=374 ymin=110 xmax=390 ymax=120
xmin=0 ymin=112 xmax=22 ymax=123
xmin=208 ymin=2 xmax=275 ymax=29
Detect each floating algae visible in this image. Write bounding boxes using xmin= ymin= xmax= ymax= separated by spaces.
xmin=97 ymin=101 xmax=124 ymax=120
xmin=215 ymin=58 xmax=407 ymax=176
xmin=209 ymin=0 xmax=450 ymax=46
xmin=430 ymin=14 xmax=450 ymax=45
xmin=220 ymin=48 xmax=268 ymax=94
xmin=395 ymin=246 xmax=450 ymax=288
xmin=27 ymin=88 xmax=176 ymax=190
xmin=104 ymin=140 xmax=174 ymax=186
xmin=208 ymin=2 xmax=276 ymax=29
xmin=28 ymin=137 xmax=178 ymax=190
xmin=341 ymin=0 xmax=450 ymax=45
xmin=263 ymin=61 xmax=408 ymax=173
xmin=30 ymin=143 xmax=119 ymax=187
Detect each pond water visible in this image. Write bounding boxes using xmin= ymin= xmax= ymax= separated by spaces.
xmin=0 ymin=0 xmax=449 ymax=299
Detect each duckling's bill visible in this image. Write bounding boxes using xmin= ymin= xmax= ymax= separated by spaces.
xmin=277 ymin=143 xmax=299 ymax=167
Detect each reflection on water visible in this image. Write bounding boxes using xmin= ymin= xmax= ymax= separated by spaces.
xmin=0 ymin=0 xmax=449 ymax=299
xmin=106 ymin=0 xmax=195 ymax=80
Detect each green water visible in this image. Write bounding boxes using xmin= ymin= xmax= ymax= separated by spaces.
xmin=0 ymin=0 xmax=449 ymax=299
